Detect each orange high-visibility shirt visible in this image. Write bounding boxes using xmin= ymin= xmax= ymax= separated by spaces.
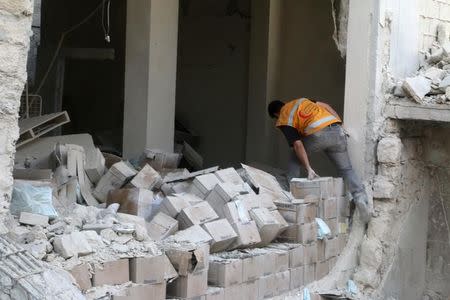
xmin=276 ymin=98 xmax=341 ymax=136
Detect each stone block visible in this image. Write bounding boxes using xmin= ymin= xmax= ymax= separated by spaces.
xmin=373 ymin=175 xmax=396 ymax=199
xmin=402 ymin=76 xmax=431 ymax=103
xmin=377 ymin=137 xmax=402 ymax=164
xmin=53 ymin=232 xmax=93 ymax=259
xmin=19 ymin=212 xmax=48 ymax=227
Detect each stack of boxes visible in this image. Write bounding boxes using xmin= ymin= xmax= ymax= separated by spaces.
xmin=205 ymin=243 xmax=303 ymax=300
xmin=275 ymin=176 xmax=350 ymax=283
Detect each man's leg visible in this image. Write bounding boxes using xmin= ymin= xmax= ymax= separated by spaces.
xmin=324 ymin=128 xmax=371 ymax=223
xmin=287 ymin=149 xmax=301 ymax=182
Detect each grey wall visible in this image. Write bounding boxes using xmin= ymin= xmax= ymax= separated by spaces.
xmin=270 ymin=0 xmax=346 ymax=176
xmin=175 ymin=0 xmax=251 ymax=168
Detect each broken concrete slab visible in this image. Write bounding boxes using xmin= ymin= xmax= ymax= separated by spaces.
xmin=402 ymin=76 xmax=432 ymax=103
xmin=19 ymin=212 xmax=49 ymax=227
xmin=53 ymin=231 xmax=94 ymax=258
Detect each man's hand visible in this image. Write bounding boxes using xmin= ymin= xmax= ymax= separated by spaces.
xmin=307 ymin=168 xmax=319 ymax=180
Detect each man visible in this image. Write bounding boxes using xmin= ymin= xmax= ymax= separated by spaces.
xmin=268 ymin=98 xmax=371 ymax=223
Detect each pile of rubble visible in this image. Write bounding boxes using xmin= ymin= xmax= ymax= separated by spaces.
xmin=392 ymin=23 xmax=450 ymax=104
xmin=8 ymin=133 xmax=353 ymax=299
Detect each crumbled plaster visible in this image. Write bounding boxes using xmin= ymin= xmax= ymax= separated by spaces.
xmin=330 ymin=0 xmax=349 ymax=58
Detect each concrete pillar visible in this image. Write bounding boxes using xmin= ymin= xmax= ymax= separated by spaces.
xmin=343 ymin=0 xmax=379 ymax=179
xmin=123 ymin=0 xmax=179 ymax=159
xmin=245 ymin=0 xmax=283 ymax=165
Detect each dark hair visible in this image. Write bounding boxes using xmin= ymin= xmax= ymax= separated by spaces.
xmin=267 ymin=100 xmax=284 ymax=118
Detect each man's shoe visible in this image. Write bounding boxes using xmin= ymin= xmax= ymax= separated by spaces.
xmin=353 ymin=192 xmax=371 ymax=224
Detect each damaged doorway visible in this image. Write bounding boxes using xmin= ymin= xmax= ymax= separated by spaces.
xmin=32 ymin=0 xmax=126 ymax=155
xmin=175 ymin=0 xmax=251 ymax=168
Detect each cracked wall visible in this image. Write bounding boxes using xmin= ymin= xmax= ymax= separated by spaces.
xmin=0 ymin=0 xmax=33 ymax=217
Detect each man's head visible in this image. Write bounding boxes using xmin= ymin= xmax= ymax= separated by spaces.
xmin=268 ymin=100 xmax=284 ymax=119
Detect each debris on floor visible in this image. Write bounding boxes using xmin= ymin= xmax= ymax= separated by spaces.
xmin=391 ymin=23 xmax=450 ymax=105
xmin=7 ymin=132 xmax=353 ymax=300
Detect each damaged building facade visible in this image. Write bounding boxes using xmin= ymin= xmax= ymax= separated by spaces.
xmin=0 ymin=0 xmax=450 ymax=299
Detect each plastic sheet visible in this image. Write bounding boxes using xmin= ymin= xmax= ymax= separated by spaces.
xmin=315 ymin=217 xmax=331 ymax=240
xmin=11 ymin=181 xmax=58 ymax=218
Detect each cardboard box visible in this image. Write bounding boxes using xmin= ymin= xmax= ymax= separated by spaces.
xmin=202 ymin=219 xmax=237 ymax=253
xmin=338 ymin=234 xmax=348 ymax=253
xmin=321 ymin=197 xmax=338 ymax=219
xmin=278 ymin=202 xmax=317 ymax=224
xmin=316 ymin=240 xmax=325 ymax=262
xmin=303 ymin=264 xmax=315 ymax=285
xmin=328 ymin=256 xmax=338 ymax=270
xmin=240 ymin=193 xmax=277 ymax=211
xmin=169 ymin=225 xmax=213 ymax=245
xmin=93 ymin=161 xmax=137 ymax=202
xmin=113 ymin=283 xmax=166 ymax=300
xmin=92 ymin=259 xmax=129 ymax=286
xmin=107 ymin=188 xmax=153 ymax=219
xmin=279 ymin=222 xmax=317 ymax=244
xmin=190 ymin=174 xmax=221 ymax=198
xmin=208 ymin=257 xmax=243 ymax=287
xmin=258 ymin=271 xmax=290 ymax=299
xmin=165 ymin=243 xmax=210 ymax=276
xmin=161 ymin=195 xmax=191 ymax=218
xmin=163 ymin=254 xmax=179 ymax=282
xmin=315 ymin=260 xmax=329 ymax=280
xmin=129 ymin=164 xmax=162 ymax=189
xmin=141 ymin=149 xmax=181 ymax=171
xmin=206 ymin=286 xmax=225 ymax=300
xmin=271 ymin=210 xmax=289 ymax=234
xmin=214 ymin=168 xmax=245 ymax=185
xmin=241 ymin=251 xmax=264 ymax=282
xmin=167 ymin=270 xmax=208 ymax=299
xmin=258 ymin=273 xmax=276 ymax=299
xmin=290 ymin=177 xmax=334 ymax=199
xmin=338 ymin=196 xmax=350 ymax=217
xmin=249 ymin=207 xmax=282 ymax=246
xmin=326 ymin=218 xmax=339 ymax=237
xmin=267 ymin=243 xmax=304 ymax=268
xmin=85 ymin=148 xmax=105 ymax=184
xmin=219 ymin=200 xmax=251 ymax=224
xmin=229 ymin=221 xmax=261 ymax=249
xmin=205 ymin=183 xmax=241 ymax=209
xmin=130 ymin=255 xmax=166 ymax=284
xmin=333 ymin=177 xmax=345 ymax=197
xmin=265 ymin=247 xmax=289 ymax=273
xmin=224 ymin=281 xmax=258 ymax=300
xmin=290 ymin=266 xmax=304 ymax=290
xmin=69 ymin=263 xmax=92 ymax=291
xmin=178 ymin=201 xmax=219 ymax=229
xmin=147 ymin=212 xmax=178 ymax=240
xmin=304 ymin=243 xmax=318 ymax=265
xmin=325 ymin=238 xmax=339 ymax=259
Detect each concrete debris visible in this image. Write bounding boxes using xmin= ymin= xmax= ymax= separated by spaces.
xmin=12 ymin=137 xmax=356 ymax=299
xmin=393 ymin=23 xmax=450 ymax=105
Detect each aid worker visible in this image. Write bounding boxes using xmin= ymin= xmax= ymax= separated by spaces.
xmin=267 ymin=98 xmax=371 ymax=223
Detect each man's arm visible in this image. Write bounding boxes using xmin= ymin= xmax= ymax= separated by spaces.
xmin=278 ymin=126 xmax=319 ymax=180
xmin=316 ymin=101 xmax=340 ymax=120
xmin=293 ymin=140 xmax=319 ymax=180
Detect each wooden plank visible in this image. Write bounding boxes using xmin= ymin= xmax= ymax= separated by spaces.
xmin=17 ymin=111 xmax=70 ymax=148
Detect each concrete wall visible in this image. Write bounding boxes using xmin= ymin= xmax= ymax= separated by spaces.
xmin=247 ymin=0 xmax=346 ymax=176
xmin=175 ymin=0 xmax=251 ymax=167
xmin=0 ymin=0 xmax=33 ymax=209
xmin=123 ymin=0 xmax=179 ymax=158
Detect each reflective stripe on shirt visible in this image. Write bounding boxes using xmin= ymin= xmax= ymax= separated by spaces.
xmin=287 ymin=98 xmax=306 ymax=126
xmin=304 ymin=115 xmax=338 ymax=134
